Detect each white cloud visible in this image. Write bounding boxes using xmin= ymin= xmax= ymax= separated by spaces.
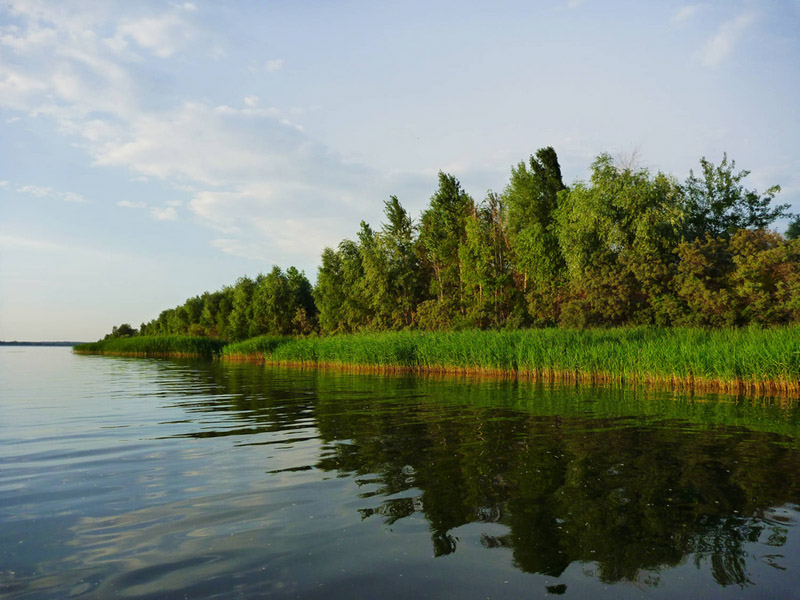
xmin=0 ymin=1 xmax=388 ymax=268
xmin=117 ymin=200 xmax=146 ymax=208
xmin=62 ymin=192 xmax=86 ymax=203
xmin=701 ymin=12 xmax=756 ymax=67
xmin=150 ymin=206 xmax=178 ymax=221
xmin=17 ymin=185 xmax=53 ymax=198
xmin=0 ymin=180 xmax=8 ymax=187
xmin=16 ymin=184 xmax=87 ymax=202
xmin=672 ymin=5 xmax=701 ymax=25
xmin=113 ymin=14 xmax=192 ymax=58
xmin=264 ymin=58 xmax=284 ymax=72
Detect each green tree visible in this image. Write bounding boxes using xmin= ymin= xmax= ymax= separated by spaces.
xmin=314 ymin=247 xmax=347 ymax=334
xmin=381 ymin=196 xmax=425 ymax=327
xmin=104 ymin=323 xmax=137 ymax=340
xmin=314 ymin=239 xmax=371 ymax=333
xmin=502 ymin=147 xmax=567 ymax=323
xmin=229 ymin=276 xmax=257 ymax=340
xmin=786 ymin=215 xmax=800 ymax=240
xmin=418 ymin=172 xmax=472 ymax=323
xmin=252 ymin=266 xmax=293 ymax=335
xmin=286 ymin=266 xmax=317 ymax=334
xmin=683 ymin=154 xmax=789 ymax=241
xmin=503 ymin=147 xmax=566 ymax=289
xmin=555 ymin=154 xmax=683 ymax=326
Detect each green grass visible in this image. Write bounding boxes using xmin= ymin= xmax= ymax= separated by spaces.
xmin=220 ymin=334 xmax=292 ymax=358
xmin=73 ymin=335 xmax=225 ymax=358
xmin=223 ymin=326 xmax=800 ymax=394
xmin=74 ymin=326 xmax=800 ymax=395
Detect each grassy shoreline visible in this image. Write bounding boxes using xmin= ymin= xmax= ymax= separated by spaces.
xmin=74 ymin=327 xmax=800 ymax=397
xmin=73 ymin=335 xmax=225 ymax=358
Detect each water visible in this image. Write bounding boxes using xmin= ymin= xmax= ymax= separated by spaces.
xmin=2 ymin=347 xmax=800 ymax=599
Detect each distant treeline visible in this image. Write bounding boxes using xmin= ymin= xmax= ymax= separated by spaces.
xmin=110 ymin=148 xmax=800 ymax=341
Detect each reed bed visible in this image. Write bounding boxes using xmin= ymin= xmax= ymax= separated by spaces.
xmin=73 ymin=335 xmax=225 ymax=358
xmin=75 ymin=327 xmax=800 ymax=396
xmin=220 ymin=335 xmax=292 ymax=360
xmin=223 ymin=326 xmax=800 ymax=396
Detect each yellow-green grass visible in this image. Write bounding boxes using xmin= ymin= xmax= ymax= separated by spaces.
xmin=74 ymin=327 xmax=800 ymax=396
xmin=73 ymin=335 xmax=225 ymax=358
xmin=223 ymin=326 xmax=800 ymax=396
xmin=221 ymin=335 xmax=292 ymax=360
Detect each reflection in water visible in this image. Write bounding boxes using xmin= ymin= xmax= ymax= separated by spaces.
xmin=2 ymin=348 xmax=800 ymax=599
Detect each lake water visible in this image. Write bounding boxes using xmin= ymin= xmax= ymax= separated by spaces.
xmin=2 ymin=347 xmax=800 ymax=599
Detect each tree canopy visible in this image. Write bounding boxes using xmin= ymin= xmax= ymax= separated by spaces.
xmin=117 ymin=148 xmax=798 ymax=341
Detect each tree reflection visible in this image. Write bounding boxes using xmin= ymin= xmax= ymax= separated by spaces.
xmin=166 ymin=361 xmax=800 ymax=587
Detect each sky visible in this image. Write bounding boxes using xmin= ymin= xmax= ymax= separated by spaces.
xmin=1 ymin=0 xmax=799 ymax=341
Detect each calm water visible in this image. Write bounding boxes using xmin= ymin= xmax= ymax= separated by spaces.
xmin=2 ymin=348 xmax=800 ymax=599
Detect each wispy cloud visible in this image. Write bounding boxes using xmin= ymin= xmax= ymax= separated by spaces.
xmin=16 ymin=184 xmax=86 ymax=203
xmin=672 ymin=4 xmax=701 ymax=26
xmin=150 ymin=206 xmax=178 ymax=221
xmin=264 ymin=58 xmax=284 ymax=72
xmin=701 ymin=12 xmax=756 ymax=67
xmin=0 ymin=2 xmax=392 ymax=265
xmin=117 ymin=200 xmax=146 ymax=208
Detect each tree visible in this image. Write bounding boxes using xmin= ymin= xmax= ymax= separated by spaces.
xmin=228 ymin=276 xmax=257 ymax=340
xmin=419 ymin=172 xmax=472 ymax=318
xmin=683 ymin=154 xmax=789 ymax=241
xmin=555 ymin=153 xmax=683 ymax=325
xmin=503 ymin=146 xmax=566 ymax=291
xmin=503 ymin=147 xmax=567 ymax=323
xmin=314 ymin=247 xmax=347 ymax=334
xmin=381 ymin=196 xmax=425 ymax=327
xmin=104 ymin=323 xmax=137 ymax=340
xmin=786 ymin=216 xmax=800 ymax=240
xmin=252 ymin=266 xmax=293 ymax=335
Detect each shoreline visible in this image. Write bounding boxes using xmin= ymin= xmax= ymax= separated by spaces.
xmin=74 ymin=326 xmax=800 ymax=399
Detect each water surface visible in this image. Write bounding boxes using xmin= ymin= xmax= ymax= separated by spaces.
xmin=2 ymin=347 xmax=800 ymax=598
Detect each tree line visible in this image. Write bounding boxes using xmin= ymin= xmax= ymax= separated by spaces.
xmin=108 ymin=148 xmax=800 ymax=341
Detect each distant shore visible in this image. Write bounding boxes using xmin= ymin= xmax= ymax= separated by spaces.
xmin=73 ymin=327 xmax=800 ymax=398
xmin=1 ymin=341 xmax=87 ymax=347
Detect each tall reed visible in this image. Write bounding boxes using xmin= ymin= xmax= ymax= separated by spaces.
xmin=73 ymin=335 xmax=225 ymax=357
xmin=222 ymin=326 xmax=800 ymax=394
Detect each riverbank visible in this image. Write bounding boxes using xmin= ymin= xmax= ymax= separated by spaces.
xmin=74 ymin=335 xmax=225 ymax=358
xmin=74 ymin=327 xmax=800 ymax=397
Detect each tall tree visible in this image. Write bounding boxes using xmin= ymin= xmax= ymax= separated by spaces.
xmin=381 ymin=196 xmax=425 ymax=327
xmin=314 ymin=248 xmax=347 ymax=334
xmin=503 ymin=146 xmax=566 ymax=290
xmin=683 ymin=154 xmax=789 ymax=241
xmin=228 ymin=276 xmax=257 ymax=340
xmin=503 ymin=147 xmax=567 ymax=323
xmin=419 ymin=172 xmax=472 ymax=311
xmin=555 ymin=154 xmax=683 ymax=325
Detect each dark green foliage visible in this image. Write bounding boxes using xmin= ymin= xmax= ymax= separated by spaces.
xmin=555 ymin=154 xmax=684 ymax=326
xmin=419 ymin=172 xmax=473 ymax=316
xmin=104 ymin=323 xmax=137 ymax=340
xmin=683 ymin=154 xmax=790 ymax=241
xmin=787 ymin=216 xmax=800 ymax=240
xmin=503 ymin=146 xmax=567 ymax=322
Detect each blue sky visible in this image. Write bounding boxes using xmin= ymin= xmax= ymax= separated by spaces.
xmin=1 ymin=0 xmax=798 ymax=341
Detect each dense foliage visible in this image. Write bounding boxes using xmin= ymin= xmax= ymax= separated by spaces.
xmin=106 ymin=149 xmax=797 ymax=340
